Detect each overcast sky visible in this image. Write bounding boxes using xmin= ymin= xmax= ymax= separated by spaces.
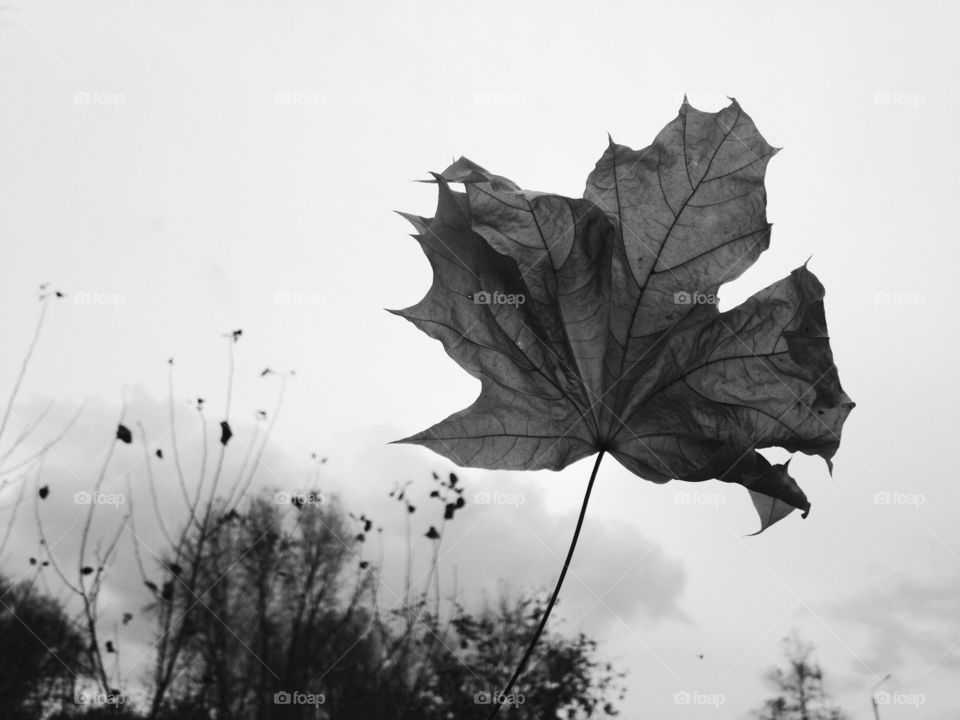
xmin=1 ymin=1 xmax=959 ymax=718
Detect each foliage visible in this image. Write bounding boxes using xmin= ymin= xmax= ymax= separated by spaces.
xmin=0 ymin=574 xmax=87 ymax=720
xmin=755 ymin=633 xmax=850 ymax=720
xmin=147 ymin=488 xmax=624 ymax=720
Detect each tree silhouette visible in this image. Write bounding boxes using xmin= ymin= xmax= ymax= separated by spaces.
xmin=755 ymin=633 xmax=849 ymax=720
xmin=0 ymin=574 xmax=87 ymax=719
xmin=149 ymin=487 xmax=625 ymax=720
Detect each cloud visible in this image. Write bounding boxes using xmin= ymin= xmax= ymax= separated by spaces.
xmin=827 ymin=569 xmax=960 ymax=673
xmin=447 ymin=475 xmax=688 ymax=631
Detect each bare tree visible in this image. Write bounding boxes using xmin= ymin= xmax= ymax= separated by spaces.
xmin=123 ymin=340 xmax=293 ymax=718
xmin=0 ymin=287 xmax=82 ymax=560
xmin=756 ymin=632 xmax=849 ymax=720
xmin=26 ymin=330 xmax=290 ymax=715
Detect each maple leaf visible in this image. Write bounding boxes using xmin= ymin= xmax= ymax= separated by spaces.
xmin=393 ymin=99 xmax=853 ymax=533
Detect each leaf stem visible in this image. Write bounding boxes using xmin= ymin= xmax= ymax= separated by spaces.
xmin=487 ymin=450 xmax=605 ymax=718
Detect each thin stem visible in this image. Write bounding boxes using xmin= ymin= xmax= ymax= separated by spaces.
xmin=0 ymin=402 xmax=85 ymax=475
xmin=137 ymin=423 xmax=175 ymax=549
xmin=167 ymin=361 xmax=192 ymax=513
xmin=227 ymin=372 xmax=287 ymax=510
xmin=199 ymin=338 xmax=236 ymax=526
xmin=0 ymin=296 xmax=49 ymax=445
xmin=487 ymin=450 xmax=604 ymax=719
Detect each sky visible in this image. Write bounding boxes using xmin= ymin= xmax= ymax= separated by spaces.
xmin=1 ymin=1 xmax=959 ymax=718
